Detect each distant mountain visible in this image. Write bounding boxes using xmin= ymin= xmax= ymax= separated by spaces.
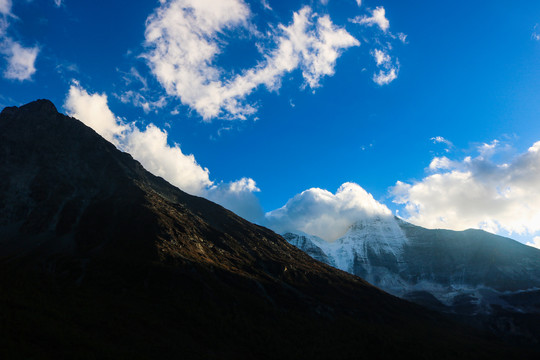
xmin=285 ymin=215 xmax=540 ymax=342
xmin=2 ymin=100 xmax=527 ymax=359
xmin=285 ymin=216 xmax=540 ymax=312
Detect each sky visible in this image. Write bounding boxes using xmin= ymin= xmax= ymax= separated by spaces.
xmin=2 ymin=0 xmax=540 ymax=248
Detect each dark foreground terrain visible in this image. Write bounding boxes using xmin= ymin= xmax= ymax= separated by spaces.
xmin=0 ymin=100 xmax=537 ymax=359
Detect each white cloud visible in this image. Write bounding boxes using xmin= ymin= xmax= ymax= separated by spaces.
xmin=0 ymin=3 xmax=40 ymax=82
xmin=533 ymin=24 xmax=540 ymax=41
xmin=428 ymin=156 xmax=454 ymax=171
xmin=64 ymin=82 xmax=262 ymax=218
xmin=0 ymin=0 xmax=11 ymax=15
xmin=261 ymin=0 xmax=272 ymax=11
xmin=351 ymin=6 xmax=389 ymax=32
xmin=0 ymin=17 xmax=7 ymax=37
xmin=143 ymin=1 xmax=358 ymax=120
xmin=356 ymin=0 xmax=362 ymax=7
xmin=123 ymin=123 xmax=214 ymax=194
xmin=118 ymin=90 xmax=167 ymax=113
xmin=526 ymin=236 xmax=540 ymax=249
xmin=372 ymin=49 xmax=390 ymax=66
xmin=391 ymin=140 xmax=540 ymax=236
xmin=54 ymin=0 xmax=63 ymax=7
xmin=264 ymin=182 xmax=391 ymax=241
xmin=370 ymin=48 xmax=398 ymax=85
xmin=206 ymin=178 xmax=263 ymax=221
xmin=2 ymin=41 xmax=39 ymax=81
xmin=397 ymin=32 xmax=407 ymax=43
xmin=65 ymin=82 xmax=127 ymax=142
xmin=431 ymin=136 xmax=453 ymax=147
xmin=373 ymin=67 xmax=397 ymax=85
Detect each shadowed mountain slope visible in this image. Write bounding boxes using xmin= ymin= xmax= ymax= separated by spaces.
xmin=0 ymin=100 xmax=534 ymax=359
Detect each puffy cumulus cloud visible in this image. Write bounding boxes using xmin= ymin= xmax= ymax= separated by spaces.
xmin=351 ymin=6 xmax=389 ymax=32
xmin=391 ymin=140 xmax=540 ymax=236
xmin=65 ymin=82 xmax=127 ymax=142
xmin=527 ymin=236 xmax=540 ymax=249
xmin=143 ymin=0 xmax=251 ymax=120
xmin=64 ymin=82 xmax=262 ymax=217
xmin=264 ymin=182 xmax=391 ymax=241
xmin=123 ymin=124 xmax=213 ymax=194
xmin=2 ymin=41 xmax=39 ymax=81
xmin=65 ymin=81 xmax=211 ymax=195
xmin=428 ymin=156 xmax=454 ymax=171
xmin=143 ymin=0 xmax=358 ymax=120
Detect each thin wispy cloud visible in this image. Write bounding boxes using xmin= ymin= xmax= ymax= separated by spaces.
xmin=0 ymin=0 xmax=40 ymax=81
xmin=0 ymin=0 xmax=11 ymax=15
xmin=260 ymin=0 xmax=271 ymax=11
xmin=533 ymin=24 xmax=540 ymax=41
xmin=371 ymin=48 xmax=398 ymax=85
xmin=431 ymin=136 xmax=453 ymax=147
xmin=350 ymin=8 xmax=402 ymax=86
xmin=2 ymin=41 xmax=39 ymax=81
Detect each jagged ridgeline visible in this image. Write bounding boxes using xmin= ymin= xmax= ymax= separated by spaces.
xmin=284 ymin=215 xmax=540 ymax=342
xmin=0 ymin=100 xmax=536 ymax=359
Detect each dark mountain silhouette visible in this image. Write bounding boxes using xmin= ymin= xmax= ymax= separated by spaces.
xmin=0 ymin=100 xmax=535 ymax=359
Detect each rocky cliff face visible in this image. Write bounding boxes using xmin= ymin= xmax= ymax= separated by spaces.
xmin=284 ymin=215 xmax=540 ymax=317
xmin=2 ymin=100 xmax=522 ymax=359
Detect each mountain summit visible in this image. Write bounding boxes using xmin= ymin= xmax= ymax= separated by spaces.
xmin=0 ymin=100 xmax=533 ymax=359
xmin=285 ymin=215 xmax=540 ymax=343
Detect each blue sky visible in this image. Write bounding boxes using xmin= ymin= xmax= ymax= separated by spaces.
xmin=2 ymin=0 xmax=540 ymax=246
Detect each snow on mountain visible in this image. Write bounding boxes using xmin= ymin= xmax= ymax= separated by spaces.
xmin=284 ymin=215 xmax=540 ymax=315
xmin=282 ymin=231 xmax=335 ymax=266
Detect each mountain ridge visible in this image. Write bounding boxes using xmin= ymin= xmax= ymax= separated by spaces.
xmin=284 ymin=214 xmax=540 ymax=343
xmin=0 ymin=100 xmax=534 ymax=359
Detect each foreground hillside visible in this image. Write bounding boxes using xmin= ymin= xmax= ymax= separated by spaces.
xmin=0 ymin=100 xmax=534 ymax=359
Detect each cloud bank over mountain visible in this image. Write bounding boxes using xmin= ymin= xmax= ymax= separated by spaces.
xmin=264 ymin=182 xmax=391 ymax=241
xmin=392 ymin=140 xmax=540 ymax=237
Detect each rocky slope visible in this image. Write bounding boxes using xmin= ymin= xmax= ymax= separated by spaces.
xmin=2 ymin=100 xmax=531 ymax=359
xmin=285 ymin=215 xmax=540 ymax=344
xmin=285 ymin=216 xmax=540 ymax=312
